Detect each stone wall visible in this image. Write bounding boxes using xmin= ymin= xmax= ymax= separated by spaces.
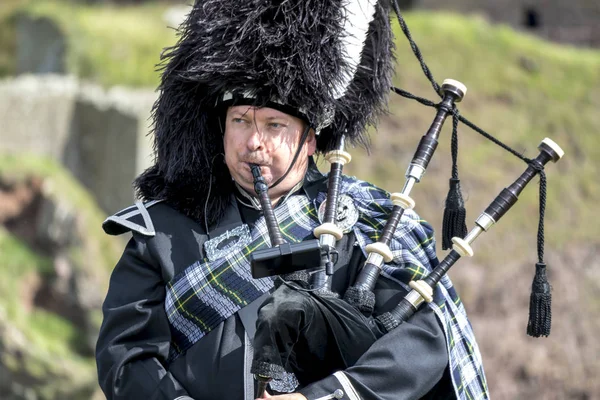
xmin=0 ymin=75 xmax=156 ymax=214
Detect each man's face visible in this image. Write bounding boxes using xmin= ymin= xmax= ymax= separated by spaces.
xmin=224 ymin=105 xmax=316 ymax=200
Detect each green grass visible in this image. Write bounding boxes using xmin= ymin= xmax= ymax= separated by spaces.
xmin=0 ymin=155 xmax=121 ymax=397
xmin=0 ymin=228 xmax=51 ymax=311
xmin=0 ymin=0 xmax=23 ymax=76
xmin=0 ymin=227 xmax=97 ymax=398
xmin=342 ymin=12 xmax=600 ymax=263
xmin=0 ymin=228 xmax=79 ymax=358
xmin=1 ymin=0 xmax=177 ymax=87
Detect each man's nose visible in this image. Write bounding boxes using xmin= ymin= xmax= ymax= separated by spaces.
xmin=246 ymin=128 xmax=265 ymax=151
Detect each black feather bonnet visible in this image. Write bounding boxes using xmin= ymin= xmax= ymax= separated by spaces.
xmin=135 ymin=0 xmax=396 ymax=226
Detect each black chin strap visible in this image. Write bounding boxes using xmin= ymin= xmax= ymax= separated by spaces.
xmin=268 ymin=124 xmax=312 ymax=190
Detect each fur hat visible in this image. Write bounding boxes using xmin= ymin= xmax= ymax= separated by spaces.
xmin=135 ymin=0 xmax=395 ymax=226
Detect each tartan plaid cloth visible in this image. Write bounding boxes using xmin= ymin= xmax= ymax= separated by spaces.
xmin=164 ymin=175 xmax=489 ymax=399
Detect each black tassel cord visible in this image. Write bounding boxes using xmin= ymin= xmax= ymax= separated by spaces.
xmin=441 ymin=112 xmax=468 ymax=249
xmin=390 ymin=1 xmax=551 ymax=337
xmin=527 ymin=166 xmax=551 ymax=337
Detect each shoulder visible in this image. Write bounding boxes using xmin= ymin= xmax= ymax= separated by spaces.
xmin=339 ymin=175 xmax=392 ymax=219
xmin=342 ymin=175 xmax=436 ymax=244
xmin=341 ymin=175 xmax=388 ymax=201
xmin=102 ymin=200 xmax=174 ymax=236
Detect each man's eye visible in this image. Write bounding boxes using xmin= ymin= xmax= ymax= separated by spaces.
xmin=268 ymin=122 xmax=285 ymax=129
xmin=232 ymin=118 xmax=247 ymax=124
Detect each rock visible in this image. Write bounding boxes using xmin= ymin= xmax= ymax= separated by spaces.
xmin=0 ymin=170 xmax=110 ymax=355
xmin=0 ymin=75 xmax=77 ymax=161
xmin=15 ymin=15 xmax=66 ymax=75
xmin=36 ymin=187 xmax=78 ymax=250
xmin=0 ymin=74 xmax=157 ymax=214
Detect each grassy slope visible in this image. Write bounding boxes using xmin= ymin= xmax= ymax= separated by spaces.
xmin=0 ymin=0 xmax=176 ymax=87
xmin=347 ymin=13 xmax=600 ymax=258
xmin=0 ymin=155 xmax=122 ymax=399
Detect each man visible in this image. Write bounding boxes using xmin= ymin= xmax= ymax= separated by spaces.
xmin=96 ymin=1 xmax=488 ymax=399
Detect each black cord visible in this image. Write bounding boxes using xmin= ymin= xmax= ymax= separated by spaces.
xmin=391 ymin=0 xmax=441 ymax=96
xmin=269 ymin=124 xmax=312 ymax=190
xmin=204 ymin=153 xmax=225 ymax=235
xmin=529 ymin=160 xmax=547 ymax=263
xmin=390 ymin=0 xmax=549 ymax=268
xmin=392 ymin=86 xmax=531 ymax=164
xmin=390 ymin=1 xmax=531 ymax=165
xmin=451 ymin=110 xmax=459 ymax=179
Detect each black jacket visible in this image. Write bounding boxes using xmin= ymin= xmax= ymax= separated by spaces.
xmin=96 ymin=175 xmax=452 ymax=400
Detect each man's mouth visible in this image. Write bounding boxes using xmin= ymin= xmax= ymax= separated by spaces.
xmin=244 ymin=161 xmax=269 ymax=169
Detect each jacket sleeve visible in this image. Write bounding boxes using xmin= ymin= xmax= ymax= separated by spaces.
xmin=297 ymin=302 xmax=448 ymax=400
xmin=95 ymin=235 xmax=193 ymax=400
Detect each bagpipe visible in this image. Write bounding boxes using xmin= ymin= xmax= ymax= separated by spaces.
xmin=246 ymin=6 xmax=565 ymax=399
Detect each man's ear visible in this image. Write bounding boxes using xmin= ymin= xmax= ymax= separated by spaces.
xmin=306 ymin=128 xmax=317 ymax=156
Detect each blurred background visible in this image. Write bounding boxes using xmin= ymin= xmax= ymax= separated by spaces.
xmin=0 ymin=0 xmax=598 ymax=399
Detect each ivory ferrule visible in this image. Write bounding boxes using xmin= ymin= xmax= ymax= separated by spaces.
xmin=541 ymin=137 xmax=564 ymax=161
xmin=451 ymin=237 xmax=474 ymax=257
xmin=314 ymin=222 xmax=343 ymax=241
xmin=365 ymin=242 xmax=393 ymax=263
xmin=475 ymin=212 xmax=496 ymax=232
xmin=409 ymin=280 xmax=434 ymax=303
xmin=405 ymin=164 xmax=426 ymax=183
xmin=325 ymin=150 xmax=352 ymax=165
xmin=391 ymin=192 xmax=415 ymax=210
xmin=405 ymin=290 xmax=426 ymax=308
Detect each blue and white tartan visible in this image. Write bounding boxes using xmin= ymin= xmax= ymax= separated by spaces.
xmin=164 ymin=175 xmax=489 ymax=399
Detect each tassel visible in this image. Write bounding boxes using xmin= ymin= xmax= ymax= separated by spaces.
xmin=442 ymin=111 xmax=467 ymax=250
xmin=526 ymin=163 xmax=551 ymax=337
xmin=527 ymin=262 xmax=552 ymax=337
xmin=442 ymin=178 xmax=467 ymax=250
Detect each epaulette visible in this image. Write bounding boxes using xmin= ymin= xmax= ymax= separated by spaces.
xmin=102 ymin=200 xmax=163 ymax=236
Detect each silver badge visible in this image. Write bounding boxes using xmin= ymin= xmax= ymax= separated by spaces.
xmin=204 ymin=224 xmax=252 ymax=262
xmin=269 ymin=371 xmax=299 ymax=393
xmin=318 ymin=194 xmax=359 ymax=233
